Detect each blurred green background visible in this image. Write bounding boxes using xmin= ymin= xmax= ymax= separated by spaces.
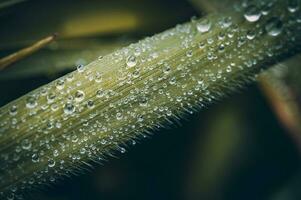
xmin=0 ymin=0 xmax=300 ymax=199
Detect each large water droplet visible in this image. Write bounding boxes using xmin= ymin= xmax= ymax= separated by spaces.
xmin=196 ymin=19 xmax=212 ymax=33
xmin=244 ymin=5 xmax=261 ymax=22
xmin=265 ymin=17 xmax=283 ymax=36
xmin=288 ymin=0 xmax=299 ymax=13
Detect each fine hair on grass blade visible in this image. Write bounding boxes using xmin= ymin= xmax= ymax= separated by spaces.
xmin=0 ymin=0 xmax=301 ymax=199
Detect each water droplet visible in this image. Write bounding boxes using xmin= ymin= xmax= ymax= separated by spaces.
xmin=21 ymin=139 xmax=32 ymax=150
xmin=87 ymin=100 xmax=95 ymax=108
xmin=226 ymin=66 xmax=232 ymax=73
xmin=186 ymin=50 xmax=193 ymax=57
xmin=31 ymin=153 xmax=39 ymax=163
xmin=246 ymin=30 xmax=256 ymax=40
xmin=56 ymin=79 xmax=65 ymax=90
xmin=265 ymin=17 xmax=283 ymax=36
xmin=95 ymin=72 xmax=103 ymax=83
xmin=53 ymin=150 xmax=59 ymax=157
xmin=96 ymin=89 xmax=105 ymax=98
xmin=74 ymin=90 xmax=85 ymax=102
xmin=64 ymin=103 xmax=75 ymax=115
xmin=120 ymin=147 xmax=126 ymax=153
xmin=244 ymin=5 xmax=261 ymax=22
xmin=48 ymin=159 xmax=56 ymax=168
xmin=126 ymin=55 xmax=137 ymax=68
xmin=163 ymin=64 xmax=171 ymax=74
xmin=47 ymin=92 xmax=56 ymax=103
xmin=9 ymin=105 xmax=18 ymax=116
xmin=220 ymin=16 xmax=232 ymax=28
xmin=196 ymin=19 xmax=212 ymax=33
xmin=77 ymin=64 xmax=85 ymax=73
xmin=26 ymin=96 xmax=37 ymax=109
xmin=116 ymin=113 xmax=123 ymax=120
xmin=288 ymin=0 xmax=299 ymax=13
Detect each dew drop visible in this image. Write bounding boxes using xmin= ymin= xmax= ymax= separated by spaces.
xmin=96 ymin=89 xmax=105 ymax=98
xmin=74 ymin=90 xmax=85 ymax=102
xmin=186 ymin=50 xmax=193 ymax=57
xmin=53 ymin=149 xmax=59 ymax=157
xmin=288 ymin=0 xmax=299 ymax=13
xmin=77 ymin=64 xmax=85 ymax=73
xmin=87 ymin=100 xmax=95 ymax=108
xmin=48 ymin=159 xmax=56 ymax=168
xmin=196 ymin=19 xmax=212 ymax=33
xmin=163 ymin=64 xmax=171 ymax=74
xmin=21 ymin=139 xmax=32 ymax=150
xmin=9 ymin=105 xmax=18 ymax=116
xmin=246 ymin=30 xmax=256 ymax=40
xmin=126 ymin=55 xmax=137 ymax=68
xmin=265 ymin=17 xmax=283 ymax=37
xmin=116 ymin=113 xmax=123 ymax=120
xmin=120 ymin=147 xmax=126 ymax=153
xmin=94 ymin=72 xmax=103 ymax=83
xmin=26 ymin=96 xmax=37 ymax=109
xmin=244 ymin=5 xmax=261 ymax=22
xmin=56 ymin=79 xmax=65 ymax=90
xmin=220 ymin=16 xmax=232 ymax=28
xmin=47 ymin=92 xmax=56 ymax=103
xmin=31 ymin=153 xmax=39 ymax=163
xmin=64 ymin=103 xmax=75 ymax=115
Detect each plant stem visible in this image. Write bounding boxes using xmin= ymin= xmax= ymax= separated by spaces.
xmin=0 ymin=0 xmax=300 ymax=198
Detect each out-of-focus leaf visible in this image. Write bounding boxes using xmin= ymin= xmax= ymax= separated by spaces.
xmin=259 ymin=55 xmax=301 ymax=150
xmin=0 ymin=0 xmax=194 ymax=49
xmin=0 ymin=0 xmax=27 ymax=10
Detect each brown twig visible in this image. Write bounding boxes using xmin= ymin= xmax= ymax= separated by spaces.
xmin=0 ymin=33 xmax=57 ymax=71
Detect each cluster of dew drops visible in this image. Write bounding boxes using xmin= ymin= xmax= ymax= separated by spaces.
xmin=1 ymin=0 xmax=301 ymax=199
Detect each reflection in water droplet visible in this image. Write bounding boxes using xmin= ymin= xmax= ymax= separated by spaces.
xmin=265 ymin=17 xmax=283 ymax=36
xmin=126 ymin=55 xmax=137 ymax=68
xmin=288 ymin=0 xmax=299 ymax=13
xmin=196 ymin=19 xmax=212 ymax=33
xmin=64 ymin=103 xmax=75 ymax=115
xmin=244 ymin=5 xmax=261 ymax=22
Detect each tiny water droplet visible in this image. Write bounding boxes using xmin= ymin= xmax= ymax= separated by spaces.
xmin=48 ymin=159 xmax=56 ymax=168
xmin=116 ymin=113 xmax=123 ymax=120
xmin=74 ymin=90 xmax=85 ymax=102
xmin=26 ymin=96 xmax=37 ymax=109
xmin=246 ymin=30 xmax=256 ymax=40
xmin=87 ymin=100 xmax=95 ymax=108
xmin=120 ymin=147 xmax=126 ymax=153
xmin=56 ymin=79 xmax=65 ymax=90
xmin=31 ymin=154 xmax=39 ymax=163
xmin=9 ymin=105 xmax=18 ymax=116
xmin=21 ymin=139 xmax=32 ymax=150
xmin=77 ymin=64 xmax=85 ymax=73
xmin=126 ymin=55 xmax=137 ymax=68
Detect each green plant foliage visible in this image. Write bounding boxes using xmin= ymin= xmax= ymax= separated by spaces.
xmin=0 ymin=0 xmax=300 ymax=199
